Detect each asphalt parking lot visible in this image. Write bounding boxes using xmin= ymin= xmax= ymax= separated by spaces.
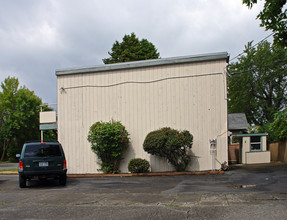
xmin=0 ymin=163 xmax=287 ymax=219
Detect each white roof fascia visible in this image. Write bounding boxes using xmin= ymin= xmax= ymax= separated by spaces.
xmin=56 ymin=52 xmax=229 ymax=76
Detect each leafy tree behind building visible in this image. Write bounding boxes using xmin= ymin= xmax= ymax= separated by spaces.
xmin=103 ymin=33 xmax=160 ymax=64
xmin=243 ymin=0 xmax=287 ymax=46
xmin=228 ymin=41 xmax=287 ymax=126
xmin=256 ymin=109 xmax=287 ymax=142
xmin=0 ymin=77 xmax=42 ymax=161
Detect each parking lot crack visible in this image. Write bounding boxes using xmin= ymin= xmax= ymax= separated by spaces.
xmin=74 ymin=201 xmax=100 ymax=206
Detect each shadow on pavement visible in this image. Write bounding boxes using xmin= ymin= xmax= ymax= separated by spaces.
xmin=228 ymin=162 xmax=287 ymax=173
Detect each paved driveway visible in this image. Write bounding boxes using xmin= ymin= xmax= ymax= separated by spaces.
xmin=0 ymin=163 xmax=287 ymax=219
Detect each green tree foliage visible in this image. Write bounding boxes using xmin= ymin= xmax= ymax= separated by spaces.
xmin=128 ymin=158 xmax=150 ymax=173
xmin=143 ymin=127 xmax=193 ymax=172
xmin=0 ymin=77 xmax=42 ymax=160
xmin=269 ymin=109 xmax=287 ymax=141
xmin=103 ymin=33 xmax=160 ymax=64
xmin=256 ymin=109 xmax=287 ymax=141
xmin=87 ymin=120 xmax=129 ymax=174
xmin=243 ymin=0 xmax=287 ymax=46
xmin=228 ymin=41 xmax=287 ymax=125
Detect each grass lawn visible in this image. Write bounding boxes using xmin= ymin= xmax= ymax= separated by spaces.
xmin=0 ymin=168 xmax=18 ymax=172
xmin=0 ymin=168 xmax=18 ymax=175
xmin=0 ymin=161 xmax=17 ymax=164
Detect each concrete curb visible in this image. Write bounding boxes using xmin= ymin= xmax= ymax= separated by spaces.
xmin=0 ymin=170 xmax=224 ymax=177
xmin=0 ymin=171 xmax=18 ymax=175
xmin=67 ymin=170 xmax=224 ymax=178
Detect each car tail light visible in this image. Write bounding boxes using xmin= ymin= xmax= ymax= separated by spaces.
xmin=63 ymin=160 xmax=67 ymax=168
xmin=19 ymin=161 xmax=23 ymax=171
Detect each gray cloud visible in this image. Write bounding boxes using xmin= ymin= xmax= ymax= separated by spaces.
xmin=0 ymin=0 xmax=271 ymax=104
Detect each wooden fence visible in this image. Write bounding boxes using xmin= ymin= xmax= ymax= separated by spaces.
xmin=228 ymin=144 xmax=240 ymax=164
xmin=269 ymin=140 xmax=287 ymax=162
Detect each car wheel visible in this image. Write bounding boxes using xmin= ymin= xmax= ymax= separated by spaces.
xmin=19 ymin=175 xmax=26 ymax=188
xmin=59 ymin=174 xmax=67 ymax=186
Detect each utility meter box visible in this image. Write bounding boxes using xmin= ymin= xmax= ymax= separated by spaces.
xmin=210 ymin=139 xmax=217 ymax=154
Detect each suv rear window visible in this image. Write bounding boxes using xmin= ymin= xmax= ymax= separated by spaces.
xmin=24 ymin=144 xmax=62 ymax=158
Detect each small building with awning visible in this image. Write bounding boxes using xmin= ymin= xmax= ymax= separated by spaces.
xmin=234 ymin=133 xmax=270 ymax=164
xmin=228 ymin=113 xmax=270 ymax=164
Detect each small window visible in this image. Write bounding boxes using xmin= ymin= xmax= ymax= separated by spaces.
xmin=250 ymin=136 xmax=261 ymax=151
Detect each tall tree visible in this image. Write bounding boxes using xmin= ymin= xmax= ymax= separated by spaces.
xmin=103 ymin=33 xmax=160 ymax=64
xmin=0 ymin=77 xmax=42 ymax=160
xmin=228 ymin=41 xmax=287 ymax=125
xmin=243 ymin=0 xmax=287 ymax=46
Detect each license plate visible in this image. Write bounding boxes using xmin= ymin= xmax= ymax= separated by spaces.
xmin=39 ymin=162 xmax=48 ymax=167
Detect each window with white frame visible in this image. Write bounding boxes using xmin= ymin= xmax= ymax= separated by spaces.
xmin=250 ymin=136 xmax=261 ymax=151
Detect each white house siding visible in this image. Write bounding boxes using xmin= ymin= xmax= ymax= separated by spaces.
xmin=57 ymin=53 xmax=229 ymax=174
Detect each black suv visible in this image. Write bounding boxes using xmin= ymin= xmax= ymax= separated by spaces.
xmin=18 ymin=141 xmax=67 ymax=188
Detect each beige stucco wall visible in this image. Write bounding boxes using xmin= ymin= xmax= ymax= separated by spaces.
xmin=246 ymin=151 xmax=270 ymax=164
xmin=241 ymin=137 xmax=250 ymax=164
xmin=57 ymin=59 xmax=228 ymax=174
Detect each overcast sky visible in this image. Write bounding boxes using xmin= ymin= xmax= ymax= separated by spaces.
xmin=0 ymin=0 xmax=272 ymax=104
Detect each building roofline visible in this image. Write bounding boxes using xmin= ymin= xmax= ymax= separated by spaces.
xmin=56 ymin=52 xmax=229 ymax=76
xmin=228 ymin=113 xmax=250 ymax=130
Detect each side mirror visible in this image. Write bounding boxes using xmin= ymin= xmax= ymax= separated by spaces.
xmin=16 ymin=154 xmax=21 ymax=158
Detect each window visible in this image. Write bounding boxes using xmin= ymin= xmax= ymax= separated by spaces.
xmin=250 ymin=136 xmax=261 ymax=151
xmin=24 ymin=144 xmax=62 ymax=158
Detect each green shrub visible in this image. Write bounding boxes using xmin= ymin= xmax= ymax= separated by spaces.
xmin=143 ymin=127 xmax=193 ymax=172
xmin=128 ymin=158 xmax=150 ymax=173
xmin=87 ymin=120 xmax=129 ymax=174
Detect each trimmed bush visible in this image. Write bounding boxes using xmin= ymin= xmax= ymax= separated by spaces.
xmin=143 ymin=127 xmax=193 ymax=172
xmin=87 ymin=120 xmax=129 ymax=174
xmin=128 ymin=158 xmax=150 ymax=173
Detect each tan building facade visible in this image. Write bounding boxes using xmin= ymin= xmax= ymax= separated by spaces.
xmin=56 ymin=52 xmax=229 ymax=174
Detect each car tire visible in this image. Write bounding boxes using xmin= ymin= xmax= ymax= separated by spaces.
xmin=19 ymin=175 xmax=26 ymax=188
xmin=59 ymin=174 xmax=67 ymax=186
